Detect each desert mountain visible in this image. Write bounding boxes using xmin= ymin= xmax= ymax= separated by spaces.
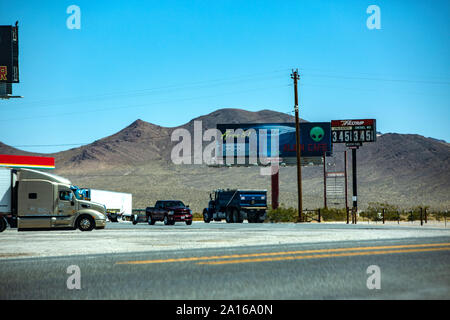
xmin=1 ymin=108 xmax=449 ymax=211
xmin=55 ymin=108 xmax=299 ymax=170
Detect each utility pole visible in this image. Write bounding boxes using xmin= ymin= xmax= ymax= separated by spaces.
xmin=291 ymin=69 xmax=303 ymax=222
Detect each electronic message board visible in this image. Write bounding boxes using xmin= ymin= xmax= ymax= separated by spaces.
xmin=0 ymin=25 xmax=19 ymax=83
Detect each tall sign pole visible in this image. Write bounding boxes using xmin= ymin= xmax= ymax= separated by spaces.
xmin=323 ymin=151 xmax=327 ymax=209
xmin=291 ymin=69 xmax=303 ymax=222
xmin=331 ymin=119 xmax=377 ymax=224
xmin=344 ymin=150 xmax=349 ymax=224
xmin=352 ymin=147 xmax=358 ymax=224
xmin=271 ymin=165 xmax=279 ymax=210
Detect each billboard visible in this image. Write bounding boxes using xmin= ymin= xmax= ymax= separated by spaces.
xmin=331 ymin=119 xmax=376 ymax=146
xmin=0 ymin=25 xmax=19 ymax=83
xmin=216 ymin=122 xmax=332 ymax=165
xmin=0 ymin=155 xmax=55 ymax=170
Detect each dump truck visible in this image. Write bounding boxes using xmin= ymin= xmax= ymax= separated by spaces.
xmin=203 ymin=189 xmax=267 ymax=223
xmin=0 ymin=168 xmax=107 ymax=232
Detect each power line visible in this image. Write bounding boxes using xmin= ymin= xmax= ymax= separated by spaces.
xmin=6 ymin=67 xmax=448 ymax=150
xmin=0 ymin=83 xmax=292 ymax=123
xmin=8 ymin=110 xmax=296 ymax=149
xmin=304 ymin=73 xmax=450 ymax=85
xmin=299 ymin=82 xmax=450 ymax=98
xmin=5 ymin=69 xmax=291 ymax=109
xmin=7 ymin=67 xmax=448 ymax=111
xmin=297 ymin=66 xmax=450 ymax=82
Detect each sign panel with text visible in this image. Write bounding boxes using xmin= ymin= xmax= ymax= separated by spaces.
xmin=216 ymin=122 xmax=332 ymax=165
xmin=0 ymin=25 xmax=19 ymax=83
xmin=331 ymin=119 xmax=376 ymax=144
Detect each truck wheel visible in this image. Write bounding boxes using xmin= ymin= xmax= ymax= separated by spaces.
xmin=203 ymin=209 xmax=211 ymax=223
xmin=164 ymin=215 xmax=170 ymax=226
xmin=233 ymin=209 xmax=243 ymax=223
xmin=258 ymin=212 xmax=266 ymax=223
xmin=148 ymin=216 xmax=155 ymax=225
xmin=226 ymin=209 xmax=233 ymax=223
xmin=186 ymin=220 xmax=192 ymax=225
xmin=0 ymin=217 xmax=7 ymax=232
xmin=77 ymin=215 xmax=95 ymax=231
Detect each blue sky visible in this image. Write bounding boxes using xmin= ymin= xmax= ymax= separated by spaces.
xmin=0 ymin=0 xmax=449 ymax=153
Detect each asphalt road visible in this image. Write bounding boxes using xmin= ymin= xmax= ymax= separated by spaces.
xmin=1 ymin=224 xmax=449 ymax=299
xmin=1 ymin=220 xmax=449 ymax=259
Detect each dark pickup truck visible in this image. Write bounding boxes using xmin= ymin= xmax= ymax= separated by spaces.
xmin=146 ymin=200 xmax=193 ymax=225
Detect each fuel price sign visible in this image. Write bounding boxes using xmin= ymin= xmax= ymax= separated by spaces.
xmin=331 ymin=119 xmax=376 ymax=145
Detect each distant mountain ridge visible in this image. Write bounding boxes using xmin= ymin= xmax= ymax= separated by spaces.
xmin=1 ymin=108 xmax=298 ymax=169
xmin=1 ymin=108 xmax=449 ymax=211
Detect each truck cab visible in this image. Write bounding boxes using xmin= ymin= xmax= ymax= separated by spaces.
xmin=0 ymin=168 xmax=107 ymax=232
xmin=204 ymin=189 xmax=267 ymax=223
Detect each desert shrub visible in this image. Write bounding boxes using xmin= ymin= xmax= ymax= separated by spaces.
xmin=406 ymin=211 xmax=419 ymax=221
xmin=405 ymin=206 xmax=430 ymax=222
xmin=267 ymin=206 xmax=298 ymax=222
xmin=362 ymin=202 xmax=401 ymax=221
xmin=320 ymin=207 xmax=347 ymax=221
xmin=360 ymin=210 xmax=380 ymax=221
xmin=433 ymin=210 xmax=449 ymax=221
xmin=267 ymin=206 xmax=348 ymax=222
xmin=192 ymin=212 xmax=203 ymax=220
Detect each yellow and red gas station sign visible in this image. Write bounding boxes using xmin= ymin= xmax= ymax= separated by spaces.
xmin=0 ymin=154 xmax=55 ymax=170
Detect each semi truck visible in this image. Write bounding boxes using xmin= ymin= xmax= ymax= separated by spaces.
xmin=0 ymin=168 xmax=107 ymax=232
xmin=70 ymin=187 xmax=132 ymax=222
xmin=203 ymin=189 xmax=267 ymax=223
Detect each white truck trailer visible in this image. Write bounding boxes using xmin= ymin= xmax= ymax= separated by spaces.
xmin=85 ymin=189 xmax=132 ymax=222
